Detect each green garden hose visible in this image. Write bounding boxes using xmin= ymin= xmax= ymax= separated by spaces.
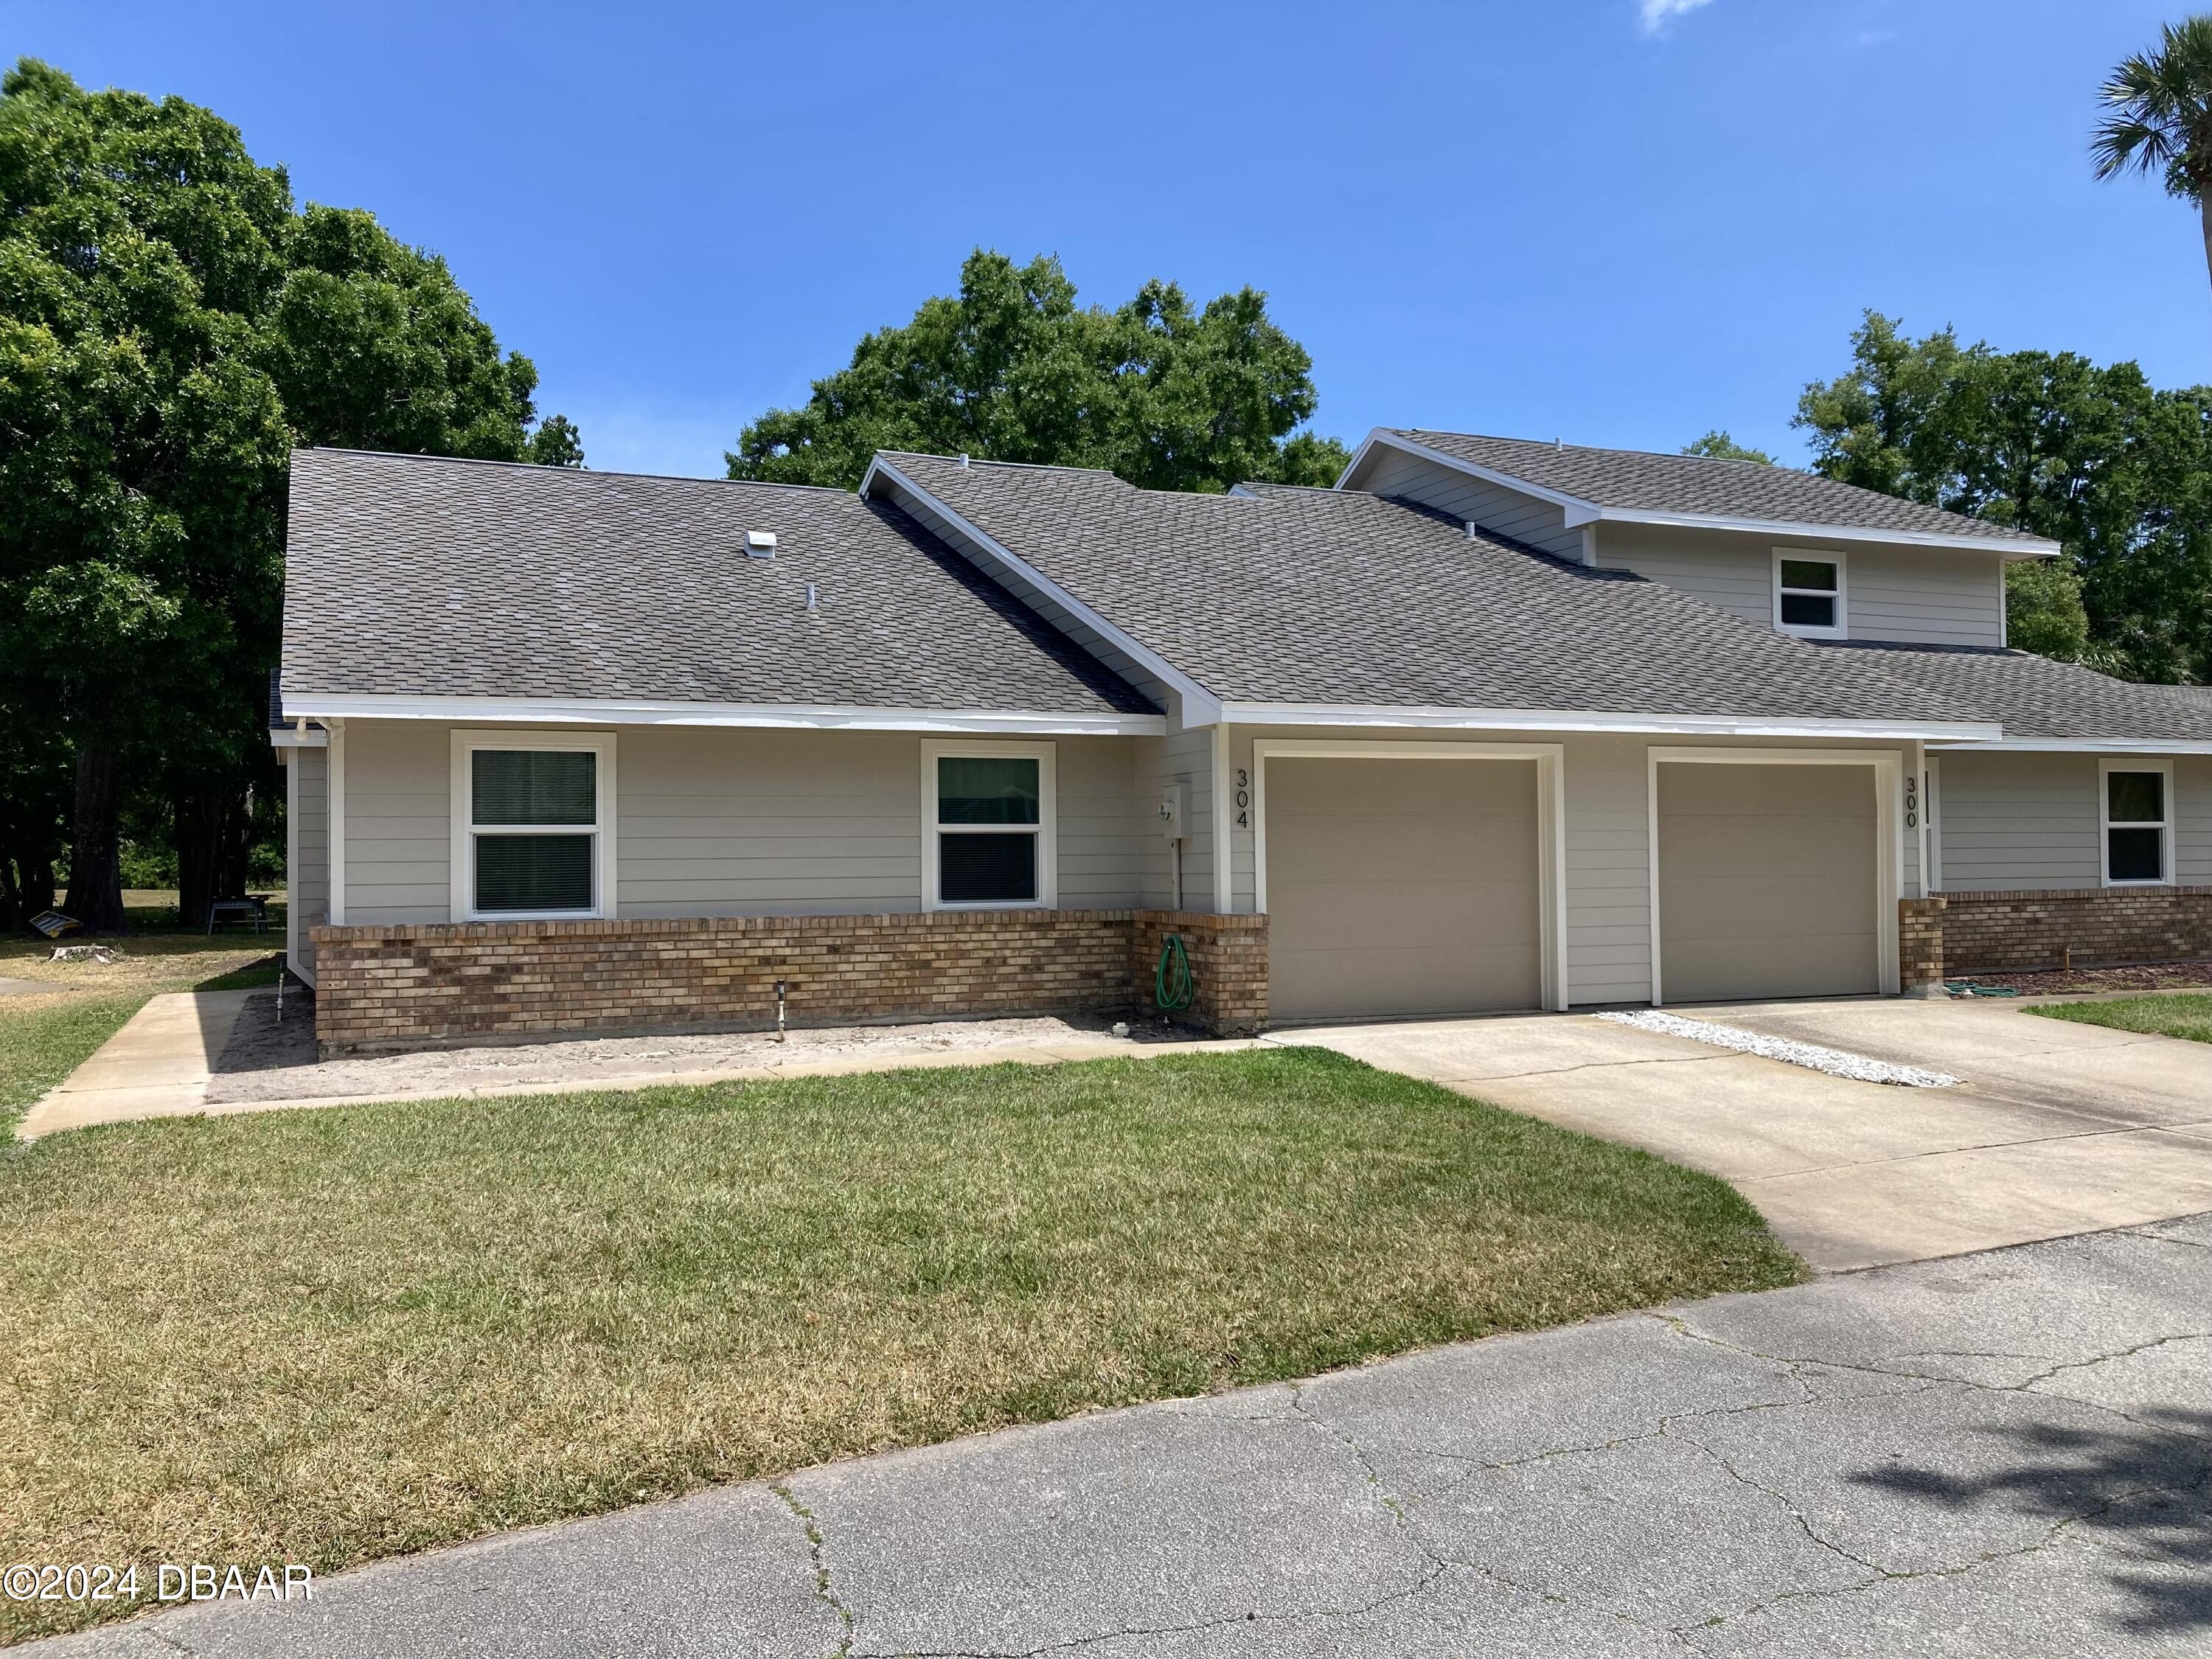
xmin=1155 ymin=933 xmax=1194 ymax=1012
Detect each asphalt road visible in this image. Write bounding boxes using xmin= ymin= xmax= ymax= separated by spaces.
xmin=32 ymin=1214 xmax=2212 ymax=1658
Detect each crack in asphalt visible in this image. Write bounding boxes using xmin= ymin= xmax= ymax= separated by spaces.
xmin=771 ymin=1484 xmax=855 ymax=1659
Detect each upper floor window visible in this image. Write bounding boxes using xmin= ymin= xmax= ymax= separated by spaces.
xmin=450 ymin=731 xmax=616 ymax=920
xmin=2102 ymin=761 xmax=2171 ymax=886
xmin=922 ymin=742 xmax=1057 ymax=910
xmin=1774 ymin=551 xmax=1846 ymax=639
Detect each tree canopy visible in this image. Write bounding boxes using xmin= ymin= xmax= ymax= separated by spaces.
xmin=0 ymin=58 xmax=580 ymax=931
xmin=727 ymin=251 xmax=1348 ymax=493
xmin=1795 ymin=312 xmax=2212 ymax=679
xmin=1680 ymin=430 xmax=1774 ymax=465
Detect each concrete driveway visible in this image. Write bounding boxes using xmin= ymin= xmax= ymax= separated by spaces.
xmin=1275 ymin=997 xmax=2212 ymax=1270
xmin=29 ymin=1216 xmax=2211 ymax=1658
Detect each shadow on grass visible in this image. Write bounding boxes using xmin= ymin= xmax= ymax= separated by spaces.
xmin=1850 ymin=1407 xmax=2212 ymax=1635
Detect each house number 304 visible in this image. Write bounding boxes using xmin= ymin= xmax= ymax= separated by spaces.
xmin=1903 ymin=774 xmax=1918 ymax=830
xmin=1234 ymin=768 xmax=1250 ymax=828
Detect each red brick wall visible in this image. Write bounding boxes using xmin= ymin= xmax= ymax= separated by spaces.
xmin=1938 ymin=887 xmax=2212 ymax=975
xmin=312 ymin=909 xmax=1270 ymax=1052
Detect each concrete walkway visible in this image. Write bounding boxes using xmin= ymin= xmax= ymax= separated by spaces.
xmin=14 ymin=991 xmax=1254 ymax=1140
xmin=29 ymin=1215 xmax=2212 ymax=1658
xmin=19 ymin=988 xmax=262 ymax=1137
xmin=1279 ymin=998 xmax=2212 ymax=1271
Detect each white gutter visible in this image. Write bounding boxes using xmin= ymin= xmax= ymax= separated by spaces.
xmin=860 ymin=456 xmax=1225 ymax=726
xmin=1219 ymin=701 xmax=2003 ymax=742
xmin=1930 ymin=737 xmax=2212 ymax=754
xmin=282 ymin=694 xmax=1165 ymax=737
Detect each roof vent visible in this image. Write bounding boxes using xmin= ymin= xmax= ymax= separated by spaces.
xmin=805 ymin=582 xmax=818 ymax=611
xmin=958 ymin=453 xmax=970 ymax=468
xmin=745 ymin=530 xmax=776 ymax=560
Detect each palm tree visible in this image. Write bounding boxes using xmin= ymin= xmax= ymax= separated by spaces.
xmin=2093 ymin=16 xmax=2212 ymax=296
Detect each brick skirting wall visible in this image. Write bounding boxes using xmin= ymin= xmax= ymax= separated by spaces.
xmin=1897 ymin=898 xmax=1947 ymax=992
xmin=311 ymin=909 xmax=1270 ymax=1053
xmin=1934 ymin=887 xmax=2212 ymax=975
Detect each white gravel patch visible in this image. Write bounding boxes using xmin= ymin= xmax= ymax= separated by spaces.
xmin=1596 ymin=1010 xmax=1961 ymax=1088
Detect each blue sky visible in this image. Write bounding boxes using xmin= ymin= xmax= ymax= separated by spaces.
xmin=9 ymin=0 xmax=2202 ymax=478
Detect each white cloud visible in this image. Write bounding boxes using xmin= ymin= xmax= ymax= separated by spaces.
xmin=1639 ymin=0 xmax=1716 ymax=35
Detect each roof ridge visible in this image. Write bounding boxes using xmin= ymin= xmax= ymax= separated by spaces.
xmin=1397 ymin=428 xmax=1787 ymax=470
xmin=878 ymin=450 xmax=1122 ymax=479
xmin=294 ymin=447 xmax=858 ymax=495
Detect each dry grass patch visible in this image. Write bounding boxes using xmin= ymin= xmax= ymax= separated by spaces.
xmin=0 ymin=1047 xmax=1802 ymax=1643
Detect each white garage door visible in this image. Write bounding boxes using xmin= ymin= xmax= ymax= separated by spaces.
xmin=1265 ymin=757 xmax=1543 ymax=1023
xmin=1655 ymin=762 xmax=1880 ymax=1004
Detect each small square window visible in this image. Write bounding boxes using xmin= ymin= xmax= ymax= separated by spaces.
xmin=1775 ymin=552 xmax=1846 ymax=639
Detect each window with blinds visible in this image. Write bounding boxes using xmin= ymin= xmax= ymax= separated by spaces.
xmin=469 ymin=748 xmax=599 ymax=914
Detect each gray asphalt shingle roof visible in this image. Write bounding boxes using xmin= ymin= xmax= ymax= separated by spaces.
xmin=1384 ymin=430 xmax=2054 ymax=549
xmin=1815 ymin=643 xmax=2212 ymax=742
xmin=871 ymin=453 xmax=1992 ymax=727
xmin=279 ymin=449 xmax=1157 ymax=717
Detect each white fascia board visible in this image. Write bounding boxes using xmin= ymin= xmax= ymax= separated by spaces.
xmin=1220 ymin=700 xmax=2003 ymax=742
xmin=1930 ymin=737 xmax=2212 ymax=754
xmin=268 ymin=726 xmax=328 ymax=749
xmin=1579 ymin=505 xmax=2061 ymax=557
xmin=282 ymin=694 xmax=1164 ymax=737
xmin=859 ymin=456 xmax=1225 ymax=725
xmin=1338 ymin=429 xmax=1599 ymax=516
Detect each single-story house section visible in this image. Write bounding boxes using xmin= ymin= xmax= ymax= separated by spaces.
xmin=271 ymin=434 xmax=2212 ymax=1051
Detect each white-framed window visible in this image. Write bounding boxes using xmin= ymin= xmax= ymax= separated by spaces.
xmin=1773 ymin=549 xmax=1847 ymax=639
xmin=921 ymin=740 xmax=1057 ymax=911
xmin=449 ymin=731 xmax=616 ymax=920
xmin=2101 ymin=758 xmax=2171 ymax=887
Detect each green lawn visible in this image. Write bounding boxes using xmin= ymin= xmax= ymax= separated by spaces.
xmin=2027 ymin=992 xmax=2212 ymax=1045
xmin=0 ymin=1047 xmax=1801 ymax=1644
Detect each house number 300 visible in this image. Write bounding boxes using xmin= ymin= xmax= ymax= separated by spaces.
xmin=1903 ymin=774 xmax=1918 ymax=830
xmin=1234 ymin=768 xmax=1251 ymax=828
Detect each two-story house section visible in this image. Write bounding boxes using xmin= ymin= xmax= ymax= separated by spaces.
xmin=1340 ymin=430 xmax=2212 ymax=992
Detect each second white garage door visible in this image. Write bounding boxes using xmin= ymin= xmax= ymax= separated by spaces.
xmin=1264 ymin=757 xmax=1543 ymax=1023
xmin=1655 ymin=762 xmax=1881 ymax=1004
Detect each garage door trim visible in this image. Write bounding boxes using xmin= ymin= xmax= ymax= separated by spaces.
xmin=1252 ymin=740 xmax=1568 ymax=1012
xmin=1646 ymin=746 xmax=1902 ymax=1006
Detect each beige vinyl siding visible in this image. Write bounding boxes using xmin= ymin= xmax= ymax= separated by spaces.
xmin=340 ymin=720 xmax=452 ymax=924
xmin=1050 ymin=736 xmax=1149 ymax=909
xmin=619 ymin=728 xmax=921 ymax=916
xmin=288 ymin=745 xmax=329 ymax=981
xmin=1935 ymin=751 xmax=2212 ymax=890
xmin=1226 ymin=726 xmax=1917 ymax=1006
xmin=1591 ymin=524 xmax=1770 ymax=625
xmin=332 ymin=720 xmax=1153 ymax=925
xmin=1155 ymin=724 xmax=1218 ymax=912
xmin=1846 ymin=546 xmax=2007 ymax=647
xmin=1352 ymin=447 xmax=1586 ymax=561
xmin=1933 ymin=751 xmax=2101 ymax=890
xmin=1590 ymin=524 xmax=2008 ymax=647
xmin=2182 ymin=758 xmax=2212 ymax=882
